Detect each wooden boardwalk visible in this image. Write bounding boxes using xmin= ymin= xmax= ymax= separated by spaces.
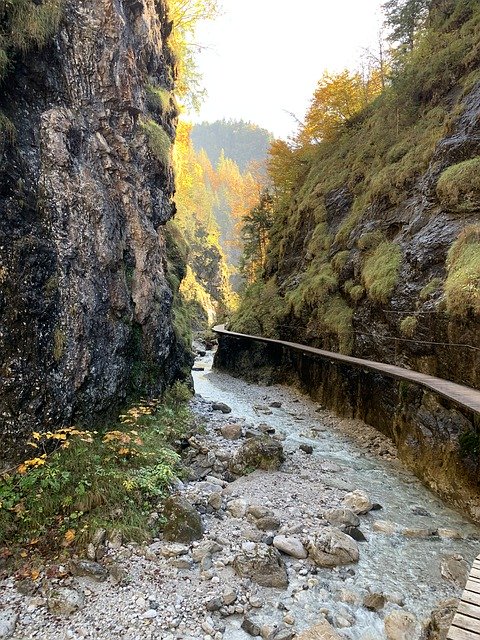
xmin=448 ymin=555 xmax=480 ymax=639
xmin=213 ymin=325 xmax=480 ymax=417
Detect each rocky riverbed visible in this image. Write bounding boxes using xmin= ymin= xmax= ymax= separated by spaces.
xmin=1 ymin=347 xmax=479 ymax=640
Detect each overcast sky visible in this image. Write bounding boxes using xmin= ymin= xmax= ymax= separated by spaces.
xmin=188 ymin=0 xmax=385 ymax=139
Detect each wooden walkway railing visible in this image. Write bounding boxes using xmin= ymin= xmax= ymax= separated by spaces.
xmin=212 ymin=325 xmax=480 ymax=416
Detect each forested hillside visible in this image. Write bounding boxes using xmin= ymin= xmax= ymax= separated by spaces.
xmin=233 ymin=0 xmax=480 ymax=390
xmin=191 ymin=119 xmax=272 ymax=172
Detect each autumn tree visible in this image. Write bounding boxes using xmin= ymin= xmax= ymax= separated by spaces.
xmin=167 ymin=0 xmax=220 ymax=109
xmin=297 ymin=69 xmax=383 ymax=146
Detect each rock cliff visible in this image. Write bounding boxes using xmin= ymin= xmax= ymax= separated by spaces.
xmin=0 ymin=0 xmax=191 ymax=459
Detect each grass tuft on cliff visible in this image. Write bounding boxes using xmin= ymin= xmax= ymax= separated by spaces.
xmin=436 ymin=157 xmax=480 ymax=213
xmin=0 ymin=383 xmax=192 ymax=552
xmin=445 ymin=225 xmax=480 ymax=316
xmin=141 ymin=119 xmax=172 ymax=170
xmin=362 ymin=241 xmax=402 ymax=304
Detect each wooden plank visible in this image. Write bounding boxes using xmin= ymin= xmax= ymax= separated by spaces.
xmin=470 ymin=568 xmax=480 ymax=580
xmin=461 ymin=590 xmax=480 ymax=607
xmin=464 ymin=580 xmax=480 ymax=596
xmin=467 ymin=576 xmax=480 ymax=585
xmin=450 ymin=613 xmax=480 ymax=633
xmin=447 ymin=624 xmax=480 ymax=640
xmin=458 ymin=601 xmax=480 ymax=621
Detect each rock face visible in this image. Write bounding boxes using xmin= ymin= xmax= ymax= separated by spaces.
xmin=0 ymin=0 xmax=190 ymax=459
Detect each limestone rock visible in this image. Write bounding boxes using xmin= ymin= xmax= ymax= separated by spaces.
xmin=70 ymin=559 xmax=108 ymax=582
xmin=384 ymin=610 xmax=420 ymax=640
xmin=47 ymin=587 xmax=85 ymax=616
xmin=273 ymin=535 xmax=308 ymax=559
xmin=440 ymin=554 xmax=469 ymax=588
xmin=228 ymin=498 xmax=248 ymax=518
xmin=163 ymin=495 xmax=203 ymax=543
xmin=363 ymin=592 xmax=386 ymax=611
xmin=230 ymin=436 xmax=285 ymax=475
xmin=324 ymin=508 xmax=360 ymax=527
xmin=306 ymin=527 xmax=359 ymax=567
xmin=342 ymin=490 xmax=373 ymax=515
xmin=221 ymin=423 xmax=242 ymax=439
xmin=373 ymin=520 xmax=398 ymax=534
xmin=296 ymin=620 xmax=343 ymax=639
xmin=233 ymin=543 xmax=289 ymax=588
xmin=425 ymin=598 xmax=459 ymax=640
xmin=212 ymin=402 xmax=232 ymax=414
xmin=0 ymin=612 xmax=18 ymax=639
xmin=242 ymin=617 xmax=261 ymax=636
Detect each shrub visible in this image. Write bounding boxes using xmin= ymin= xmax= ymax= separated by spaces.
xmin=0 ymin=390 xmax=192 ymax=550
xmin=141 ymin=119 xmax=172 ymax=169
xmin=445 ymin=225 xmax=480 ymax=316
xmin=436 ymin=157 xmax=480 ymax=213
xmin=362 ymin=241 xmax=402 ymax=304
xmin=400 ymin=315 xmax=418 ymax=337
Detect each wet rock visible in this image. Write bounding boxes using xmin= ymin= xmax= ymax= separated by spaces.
xmin=242 ymin=617 xmax=261 ymax=636
xmin=384 ymin=609 xmax=420 ymax=640
xmin=296 ymin=620 xmax=343 ymax=639
xmin=324 ymin=508 xmax=360 ymax=527
xmin=274 ymin=630 xmax=295 ymax=640
xmin=221 ymin=423 xmax=242 ymax=440
xmin=163 ymin=495 xmax=203 ymax=543
xmin=70 ymin=559 xmax=108 ymax=582
xmin=402 ymin=528 xmax=437 ymax=538
xmin=233 ymin=543 xmax=289 ymax=588
xmin=300 ymin=444 xmax=313 ymax=454
xmin=206 ymin=596 xmax=223 ymax=612
xmin=230 ymin=436 xmax=285 ymax=475
xmin=363 ymin=592 xmax=386 ymax=611
xmin=342 ymin=490 xmax=373 ymax=515
xmin=437 ymin=528 xmax=463 ymax=540
xmin=441 ymin=554 xmax=469 ymax=588
xmin=0 ymin=612 xmax=18 ymax=639
xmin=411 ymin=506 xmax=431 ymax=517
xmin=306 ymin=527 xmax=359 ymax=567
xmin=273 ymin=535 xmax=308 ymax=559
xmin=425 ymin=598 xmax=458 ymax=640
xmin=47 ymin=587 xmax=85 ymax=615
xmin=212 ymin=402 xmax=232 ymax=414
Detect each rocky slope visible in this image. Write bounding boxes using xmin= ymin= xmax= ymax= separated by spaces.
xmin=0 ymin=0 xmax=191 ymax=460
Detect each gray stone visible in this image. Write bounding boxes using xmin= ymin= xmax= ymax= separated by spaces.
xmin=273 ymin=535 xmax=308 ymax=559
xmin=212 ymin=402 xmax=232 ymax=414
xmin=234 ymin=543 xmax=289 ymax=588
xmin=230 ymin=436 xmax=285 ymax=475
xmin=47 ymin=587 xmax=85 ymax=615
xmin=0 ymin=612 xmax=18 ymax=639
xmin=425 ymin=598 xmax=459 ymax=640
xmin=256 ymin=516 xmax=281 ymax=531
xmin=342 ymin=490 xmax=373 ymax=515
xmin=242 ymin=617 xmax=261 ymax=636
xmin=163 ymin=495 xmax=203 ymax=543
xmin=363 ymin=593 xmax=386 ymax=611
xmin=221 ymin=423 xmax=242 ymax=439
xmin=300 ymin=444 xmax=313 ymax=454
xmin=324 ymin=508 xmax=360 ymax=527
xmin=306 ymin=527 xmax=359 ymax=567
xmin=441 ymin=554 xmax=469 ymax=588
xmin=70 ymin=559 xmax=108 ymax=582
xmin=384 ymin=609 xmax=420 ymax=640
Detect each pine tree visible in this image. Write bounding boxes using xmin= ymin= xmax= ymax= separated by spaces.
xmin=382 ymin=0 xmax=430 ymax=51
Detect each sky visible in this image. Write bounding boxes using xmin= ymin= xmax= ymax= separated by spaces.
xmin=189 ymin=0 xmax=385 ymax=139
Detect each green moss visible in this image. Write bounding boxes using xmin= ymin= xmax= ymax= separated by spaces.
xmin=322 ymin=295 xmax=354 ymax=354
xmin=362 ymin=241 xmax=402 ymax=304
xmin=436 ymin=157 xmax=480 ymax=213
xmin=141 ymin=119 xmax=172 ymax=169
xmin=231 ymin=278 xmax=286 ymax=338
xmin=357 ymin=230 xmax=384 ymax=251
xmin=445 ymin=225 xmax=480 ymax=316
xmin=419 ymin=277 xmax=442 ymax=300
xmin=331 ymin=250 xmax=350 ymax=273
xmin=146 ymin=84 xmax=176 ymax=114
xmin=400 ymin=315 xmax=418 ymax=337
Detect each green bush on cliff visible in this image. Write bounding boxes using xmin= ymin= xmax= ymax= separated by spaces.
xmin=362 ymin=241 xmax=402 ymax=304
xmin=445 ymin=225 xmax=480 ymax=316
xmin=400 ymin=315 xmax=418 ymax=337
xmin=436 ymin=157 xmax=480 ymax=213
xmin=146 ymin=84 xmax=176 ymax=115
xmin=231 ymin=278 xmax=285 ymax=338
xmin=141 ymin=119 xmax=172 ymax=170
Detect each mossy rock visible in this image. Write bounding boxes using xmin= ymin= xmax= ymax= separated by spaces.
xmin=162 ymin=495 xmax=203 ymax=543
xmin=230 ymin=436 xmax=285 ymax=475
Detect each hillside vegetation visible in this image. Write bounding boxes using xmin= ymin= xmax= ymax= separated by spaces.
xmin=232 ymin=0 xmax=480 ymax=387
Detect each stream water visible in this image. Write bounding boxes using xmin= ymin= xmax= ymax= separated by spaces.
xmin=193 ymin=351 xmax=480 ymax=639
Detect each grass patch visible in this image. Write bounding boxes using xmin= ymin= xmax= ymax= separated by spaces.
xmin=146 ymin=84 xmax=176 ymax=114
xmin=436 ymin=157 xmax=480 ymax=213
xmin=231 ymin=278 xmax=286 ymax=338
xmin=141 ymin=119 xmax=172 ymax=170
xmin=445 ymin=225 xmax=480 ymax=316
xmin=0 ymin=383 xmax=192 ymax=551
xmin=419 ymin=277 xmax=442 ymax=300
xmin=331 ymin=250 xmax=350 ymax=273
xmin=362 ymin=241 xmax=402 ymax=304
xmin=400 ymin=315 xmax=418 ymax=337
